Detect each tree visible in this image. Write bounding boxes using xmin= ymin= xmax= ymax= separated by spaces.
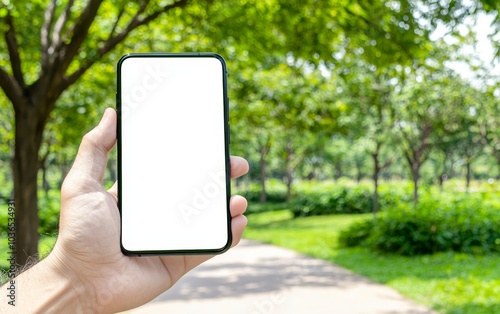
xmin=230 ymin=94 xmax=275 ymax=203
xmin=270 ymin=65 xmax=341 ymax=202
xmin=435 ymin=82 xmax=485 ymax=191
xmin=339 ymin=60 xmax=399 ymax=213
xmin=394 ymin=67 xmax=470 ymax=202
xmin=230 ymin=60 xmax=342 ymax=202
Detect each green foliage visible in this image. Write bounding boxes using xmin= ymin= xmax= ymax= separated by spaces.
xmin=290 ymin=181 xmax=410 ymax=217
xmin=0 ymin=203 xmax=8 ymax=238
xmin=338 ymin=218 xmax=375 ymax=247
xmin=0 ymin=190 xmax=60 ymax=238
xmin=235 ymin=180 xmax=288 ymax=204
xmin=0 ymin=93 xmax=13 ymax=201
xmin=37 ymin=189 xmax=60 ymax=236
xmin=341 ymin=193 xmax=500 ymax=255
xmin=236 ymin=180 xmax=419 ymax=218
xmin=291 ymin=184 xmax=370 ymax=217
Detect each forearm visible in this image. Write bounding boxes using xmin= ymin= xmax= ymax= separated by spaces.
xmin=0 ymin=254 xmax=95 ymax=313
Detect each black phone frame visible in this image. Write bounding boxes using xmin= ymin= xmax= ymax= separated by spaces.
xmin=116 ymin=52 xmax=232 ymax=256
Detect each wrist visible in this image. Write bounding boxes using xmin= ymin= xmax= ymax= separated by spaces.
xmin=0 ymin=251 xmax=93 ymax=313
xmin=43 ymin=245 xmax=98 ymax=312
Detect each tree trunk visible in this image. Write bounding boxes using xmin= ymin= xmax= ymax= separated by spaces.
xmin=333 ymin=161 xmax=342 ymax=180
xmin=40 ymin=153 xmax=50 ymax=195
xmin=355 ymin=160 xmax=363 ymax=184
xmin=371 ymin=153 xmax=380 ymax=214
xmin=438 ymin=174 xmax=446 ymax=192
xmin=307 ymin=169 xmax=315 ymax=180
xmin=41 ymin=163 xmax=50 ymax=195
xmin=14 ymin=106 xmax=46 ymax=266
xmin=59 ymin=160 xmax=70 ymax=189
xmin=259 ymin=144 xmax=270 ymax=203
xmin=259 ymin=161 xmax=267 ymax=203
xmin=465 ymin=160 xmax=471 ymax=192
xmin=373 ymin=176 xmax=379 ymax=214
xmin=285 ymin=166 xmax=293 ymax=203
xmin=439 ymin=152 xmax=448 ymax=192
xmin=108 ymin=156 xmax=117 ymax=182
xmin=496 ymin=157 xmax=500 ymax=180
xmin=284 ymin=138 xmax=294 ymax=203
xmin=411 ymin=163 xmax=420 ymax=204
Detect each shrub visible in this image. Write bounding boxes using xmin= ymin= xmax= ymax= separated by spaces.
xmin=235 ymin=180 xmax=287 ymax=204
xmin=338 ymin=218 xmax=375 ymax=247
xmin=340 ymin=194 xmax=500 ymax=255
xmin=290 ymin=182 xmax=408 ymax=217
xmin=290 ymin=185 xmax=349 ymax=217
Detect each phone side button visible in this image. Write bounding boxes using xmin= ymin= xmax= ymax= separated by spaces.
xmin=228 ymin=124 xmax=231 ymax=144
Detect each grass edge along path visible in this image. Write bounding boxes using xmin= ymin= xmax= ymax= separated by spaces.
xmin=243 ymin=209 xmax=500 ymax=314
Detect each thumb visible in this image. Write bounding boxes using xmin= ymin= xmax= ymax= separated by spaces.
xmin=63 ymin=108 xmax=117 ymax=194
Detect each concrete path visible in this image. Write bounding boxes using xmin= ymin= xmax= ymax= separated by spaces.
xmin=127 ymin=240 xmax=437 ymax=314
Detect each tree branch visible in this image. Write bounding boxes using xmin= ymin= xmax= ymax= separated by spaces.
xmin=103 ymin=0 xmax=151 ymax=45
xmin=415 ymin=123 xmax=432 ymax=163
xmin=62 ymin=0 xmax=189 ymax=90
xmin=107 ymin=5 xmax=126 ymax=40
xmin=399 ymin=126 xmax=416 ymax=166
xmin=55 ymin=0 xmax=103 ymax=76
xmin=381 ymin=156 xmax=393 ymax=170
xmin=41 ymin=0 xmax=57 ymax=66
xmin=49 ymin=0 xmax=76 ymax=55
xmin=0 ymin=66 xmax=24 ymax=112
xmin=107 ymin=0 xmax=189 ymax=52
xmin=4 ymin=10 xmax=25 ymax=88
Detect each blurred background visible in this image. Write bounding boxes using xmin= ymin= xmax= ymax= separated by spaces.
xmin=0 ymin=0 xmax=500 ymax=312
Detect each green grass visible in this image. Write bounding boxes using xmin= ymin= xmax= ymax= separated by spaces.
xmin=244 ymin=208 xmax=500 ymax=314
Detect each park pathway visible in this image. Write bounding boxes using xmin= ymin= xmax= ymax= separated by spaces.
xmin=126 ymin=239 xmax=437 ymax=314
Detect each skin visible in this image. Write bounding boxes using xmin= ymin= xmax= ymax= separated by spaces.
xmin=1 ymin=108 xmax=249 ymax=313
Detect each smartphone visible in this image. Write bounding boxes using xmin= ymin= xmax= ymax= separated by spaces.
xmin=117 ymin=53 xmax=231 ymax=255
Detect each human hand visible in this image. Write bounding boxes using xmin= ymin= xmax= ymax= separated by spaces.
xmin=16 ymin=108 xmax=249 ymax=313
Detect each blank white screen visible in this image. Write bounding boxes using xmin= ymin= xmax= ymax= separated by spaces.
xmin=119 ymin=55 xmax=229 ymax=252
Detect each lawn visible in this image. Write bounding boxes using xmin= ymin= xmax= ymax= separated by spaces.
xmin=244 ymin=209 xmax=500 ymax=314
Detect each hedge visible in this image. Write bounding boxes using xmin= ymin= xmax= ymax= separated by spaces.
xmin=290 ymin=182 xmax=411 ymax=217
xmin=339 ymin=194 xmax=500 ymax=255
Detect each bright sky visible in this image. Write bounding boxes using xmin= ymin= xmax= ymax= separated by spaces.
xmin=431 ymin=12 xmax=500 ymax=88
